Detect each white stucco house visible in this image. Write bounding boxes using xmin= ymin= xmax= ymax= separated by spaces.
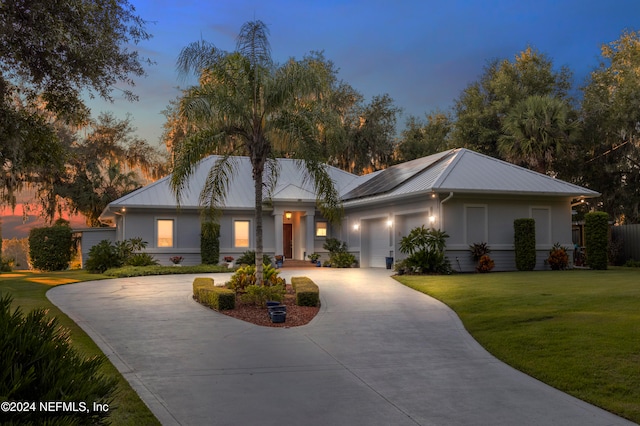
xmin=94 ymin=148 xmax=599 ymax=272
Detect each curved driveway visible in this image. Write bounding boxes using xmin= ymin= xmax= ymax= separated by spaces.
xmin=47 ymin=269 xmax=634 ymax=426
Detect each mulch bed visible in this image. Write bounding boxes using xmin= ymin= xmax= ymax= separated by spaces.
xmin=220 ymin=284 xmax=319 ymax=327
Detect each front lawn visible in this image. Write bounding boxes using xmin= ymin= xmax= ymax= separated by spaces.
xmin=395 ymin=268 xmax=640 ymax=423
xmin=0 ymin=270 xmax=160 ymax=425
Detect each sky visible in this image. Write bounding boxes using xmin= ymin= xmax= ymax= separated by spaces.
xmin=85 ymin=0 xmax=640 ymax=148
xmin=3 ymin=0 xmax=640 ymax=239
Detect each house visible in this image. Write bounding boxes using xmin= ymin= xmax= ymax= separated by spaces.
xmin=96 ymin=148 xmax=599 ymax=272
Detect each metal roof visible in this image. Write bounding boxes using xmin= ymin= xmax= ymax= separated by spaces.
xmin=343 ymin=148 xmax=600 ymax=207
xmin=103 ymin=149 xmax=600 ymax=217
xmin=104 ymin=156 xmax=359 ymax=212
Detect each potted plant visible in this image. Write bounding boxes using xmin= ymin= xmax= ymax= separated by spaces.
xmin=224 ymin=256 xmax=235 ymax=268
xmin=308 ymin=253 xmax=320 ymax=263
xmin=170 ymin=256 xmax=184 ymax=266
xmin=275 ymin=255 xmax=284 ymax=268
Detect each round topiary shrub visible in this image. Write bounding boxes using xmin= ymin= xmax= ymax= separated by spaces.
xmin=28 ymin=220 xmax=74 ymax=271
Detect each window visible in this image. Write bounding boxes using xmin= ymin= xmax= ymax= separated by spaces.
xmin=157 ymin=219 xmax=174 ymax=247
xmin=316 ymin=221 xmax=327 ymax=237
xmin=234 ymin=220 xmax=250 ymax=247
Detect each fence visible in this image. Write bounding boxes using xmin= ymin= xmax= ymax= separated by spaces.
xmin=611 ymin=224 xmax=640 ymax=262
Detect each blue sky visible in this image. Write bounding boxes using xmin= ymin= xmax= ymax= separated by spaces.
xmin=86 ymin=0 xmax=640 ymax=147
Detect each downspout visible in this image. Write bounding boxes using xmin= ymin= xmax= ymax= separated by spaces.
xmin=439 ymin=192 xmax=453 ymax=230
xmin=439 ymin=192 xmax=455 ymax=270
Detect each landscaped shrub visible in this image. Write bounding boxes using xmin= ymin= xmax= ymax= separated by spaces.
xmin=85 ymin=240 xmax=121 ymax=273
xmin=126 ymin=252 xmax=159 ymax=267
xmin=1 ymin=257 xmax=13 ymax=272
xmin=235 ymin=250 xmax=272 ymax=266
xmin=192 ymin=277 xmax=235 ymax=310
xmin=330 ymin=251 xmax=357 ymax=268
xmin=28 ymin=220 xmax=74 ymax=271
xmin=322 ymin=238 xmax=357 ymax=267
xmin=241 ymin=284 xmax=285 ymax=307
xmin=624 ymin=259 xmax=640 ymax=268
xmin=585 ymin=211 xmax=609 ymax=270
xmin=105 ymin=264 xmax=229 ymax=277
xmin=227 ymin=265 xmax=258 ymax=293
xmin=86 ymin=238 xmax=155 ymax=273
xmin=514 ymin=218 xmax=536 ymax=271
xmin=0 ymin=294 xmax=117 ymax=425
xmin=547 ymin=243 xmax=569 ymax=270
xmin=291 ymin=276 xmax=319 ymax=307
xmin=398 ymin=226 xmax=450 ymax=274
xmin=469 ymin=242 xmax=491 ymax=261
xmin=201 ymin=221 xmax=220 ymax=265
xmin=227 ymin=263 xmax=285 ymax=294
xmin=323 ymin=237 xmax=347 ymax=254
xmin=476 ymin=254 xmax=495 ymax=273
xmin=470 ymin=242 xmax=493 ymax=272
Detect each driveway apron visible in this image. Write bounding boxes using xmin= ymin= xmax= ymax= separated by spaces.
xmin=47 ymin=269 xmax=634 ymax=426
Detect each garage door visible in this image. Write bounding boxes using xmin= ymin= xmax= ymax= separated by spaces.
xmin=364 ymin=218 xmax=390 ymax=268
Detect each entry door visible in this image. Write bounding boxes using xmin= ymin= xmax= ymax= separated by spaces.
xmin=283 ymin=224 xmax=293 ymax=258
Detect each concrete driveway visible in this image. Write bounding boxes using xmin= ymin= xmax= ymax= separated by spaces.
xmin=47 ymin=269 xmax=634 ymax=426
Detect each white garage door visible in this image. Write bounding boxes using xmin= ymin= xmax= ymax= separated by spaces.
xmin=364 ymin=218 xmax=390 ymax=268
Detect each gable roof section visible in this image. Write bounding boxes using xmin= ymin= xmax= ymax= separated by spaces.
xmin=104 ymin=156 xmax=359 ymax=210
xmin=343 ymin=148 xmax=599 ymax=206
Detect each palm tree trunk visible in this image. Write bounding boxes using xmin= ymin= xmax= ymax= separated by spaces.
xmin=253 ymin=162 xmax=264 ymax=285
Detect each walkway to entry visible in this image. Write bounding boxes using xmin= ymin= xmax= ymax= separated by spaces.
xmin=47 ymin=269 xmax=633 ymax=426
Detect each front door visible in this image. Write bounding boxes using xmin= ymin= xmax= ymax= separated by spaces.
xmin=283 ymin=224 xmax=293 ymax=259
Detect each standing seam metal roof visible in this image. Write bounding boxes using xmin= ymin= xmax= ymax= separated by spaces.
xmin=104 ymin=149 xmax=600 ymax=214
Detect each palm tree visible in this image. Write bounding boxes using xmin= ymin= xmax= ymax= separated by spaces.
xmin=171 ymin=21 xmax=342 ymax=282
xmin=498 ymin=95 xmax=578 ymax=174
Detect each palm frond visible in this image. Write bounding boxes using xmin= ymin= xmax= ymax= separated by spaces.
xmin=236 ymin=20 xmax=271 ymax=68
xmin=296 ymin=159 xmax=343 ymax=225
xmin=263 ymin=157 xmax=280 ymax=203
xmin=170 ymin=129 xmax=224 ymax=205
xmin=177 ymin=40 xmax=222 ymax=81
xmin=199 ymin=155 xmax=238 ymax=212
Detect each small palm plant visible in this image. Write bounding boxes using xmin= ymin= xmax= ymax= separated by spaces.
xmin=470 ymin=242 xmax=495 ymax=272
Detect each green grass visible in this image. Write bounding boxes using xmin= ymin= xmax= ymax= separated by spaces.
xmin=395 ymin=268 xmax=640 ymax=423
xmin=0 ymin=270 xmax=160 ymax=425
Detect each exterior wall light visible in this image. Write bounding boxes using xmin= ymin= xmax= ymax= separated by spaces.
xmin=353 ymin=223 xmax=360 ymax=231
xmin=386 ymin=219 xmax=393 ymax=227
xmin=428 ymin=215 xmax=436 ymax=224
xmin=285 ymin=211 xmax=292 ymax=219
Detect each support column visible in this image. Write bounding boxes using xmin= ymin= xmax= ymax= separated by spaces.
xmin=273 ymin=213 xmax=283 ymax=257
xmin=305 ymin=213 xmax=315 ymax=259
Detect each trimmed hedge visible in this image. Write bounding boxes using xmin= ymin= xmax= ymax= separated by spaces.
xmin=291 ymin=276 xmax=319 ymax=307
xmin=201 ymin=221 xmax=220 ymax=265
xmin=193 ymin=277 xmax=235 ymax=310
xmin=28 ymin=221 xmax=74 ymax=271
xmin=514 ymin=218 xmax=536 ymax=271
xmin=585 ymin=211 xmax=609 ymax=270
